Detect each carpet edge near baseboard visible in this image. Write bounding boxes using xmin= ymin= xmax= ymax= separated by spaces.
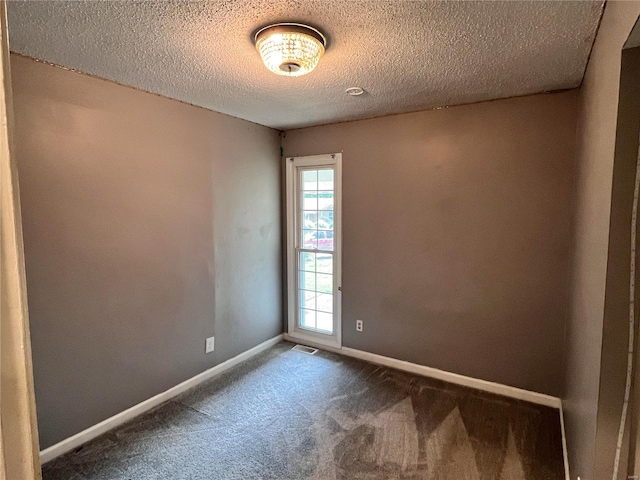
xmin=39 ymin=334 xmax=284 ymax=464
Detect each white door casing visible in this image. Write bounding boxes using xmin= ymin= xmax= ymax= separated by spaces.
xmin=286 ymin=153 xmax=342 ymax=349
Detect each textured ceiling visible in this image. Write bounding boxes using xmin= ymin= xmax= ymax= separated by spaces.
xmin=7 ymin=0 xmax=603 ymax=130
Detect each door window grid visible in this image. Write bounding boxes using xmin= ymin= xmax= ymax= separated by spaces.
xmin=297 ymin=168 xmax=335 ymax=334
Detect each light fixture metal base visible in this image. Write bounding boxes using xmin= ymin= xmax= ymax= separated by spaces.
xmin=254 ymin=22 xmax=327 ymax=48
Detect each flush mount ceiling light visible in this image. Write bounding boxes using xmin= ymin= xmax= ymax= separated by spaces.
xmin=254 ymin=23 xmax=327 ymax=77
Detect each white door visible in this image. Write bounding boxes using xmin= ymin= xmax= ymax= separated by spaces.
xmin=286 ymin=154 xmax=342 ymax=349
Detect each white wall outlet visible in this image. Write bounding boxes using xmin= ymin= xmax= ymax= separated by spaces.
xmin=356 ymin=320 xmax=363 ymax=332
xmin=205 ymin=336 xmax=215 ymax=353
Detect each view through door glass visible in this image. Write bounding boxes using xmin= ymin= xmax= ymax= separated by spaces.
xmin=297 ymin=168 xmax=335 ymax=334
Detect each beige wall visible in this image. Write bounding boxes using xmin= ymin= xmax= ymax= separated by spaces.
xmin=284 ymin=91 xmax=578 ymax=396
xmin=564 ymin=3 xmax=640 ymax=479
xmin=11 ymin=54 xmax=282 ymax=449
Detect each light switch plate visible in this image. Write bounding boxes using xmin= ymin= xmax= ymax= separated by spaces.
xmin=205 ymin=336 xmax=215 ymax=353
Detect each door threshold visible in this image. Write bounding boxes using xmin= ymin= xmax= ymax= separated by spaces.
xmin=284 ymin=332 xmax=342 ymax=352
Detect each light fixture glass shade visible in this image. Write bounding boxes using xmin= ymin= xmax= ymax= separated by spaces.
xmin=255 ymin=24 xmax=326 ymax=77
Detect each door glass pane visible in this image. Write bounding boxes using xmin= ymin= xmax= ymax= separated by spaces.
xmin=318 ymin=169 xmax=334 ymax=190
xmin=300 ymin=309 xmax=316 ymax=329
xmin=316 ymin=273 xmax=333 ymax=294
xmin=316 ymin=312 xmax=332 ymax=332
xmin=300 ymin=290 xmax=315 ymax=310
xmin=296 ymin=167 xmax=335 ymax=335
xmin=299 ymin=270 xmax=315 ymax=290
xmin=300 ymin=252 xmax=315 ymax=272
xmin=318 ymin=210 xmax=334 ymax=230
xmin=316 ymin=253 xmax=332 ymax=274
xmin=302 ymin=229 xmax=317 ymax=249
xmin=316 ymin=293 xmax=333 ymax=313
xmin=303 ymin=211 xmax=318 ymax=230
xmin=317 ymin=230 xmax=334 ymax=251
xmin=302 ymin=170 xmax=317 ymax=190
xmin=318 ymin=191 xmax=334 ymax=211
xmin=302 ymin=192 xmax=318 ymax=210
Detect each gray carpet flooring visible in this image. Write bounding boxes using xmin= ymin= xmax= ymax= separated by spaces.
xmin=42 ymin=342 xmax=565 ymax=479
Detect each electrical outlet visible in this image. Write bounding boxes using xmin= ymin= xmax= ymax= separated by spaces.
xmin=356 ymin=320 xmax=363 ymax=332
xmin=205 ymin=336 xmax=215 ymax=353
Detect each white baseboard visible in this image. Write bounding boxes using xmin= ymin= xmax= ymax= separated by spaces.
xmin=285 ymin=335 xmax=561 ymax=409
xmin=339 ymin=346 xmax=562 ymax=408
xmin=39 ymin=334 xmax=283 ymax=464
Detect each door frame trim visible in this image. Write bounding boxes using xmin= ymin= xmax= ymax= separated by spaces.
xmin=0 ymin=1 xmax=42 ymax=477
xmin=285 ymin=153 xmax=342 ymax=349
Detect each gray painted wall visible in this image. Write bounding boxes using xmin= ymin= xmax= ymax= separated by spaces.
xmin=564 ymin=3 xmax=640 ymax=479
xmin=11 ymin=54 xmax=282 ymax=449
xmin=283 ymin=91 xmax=578 ymax=397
